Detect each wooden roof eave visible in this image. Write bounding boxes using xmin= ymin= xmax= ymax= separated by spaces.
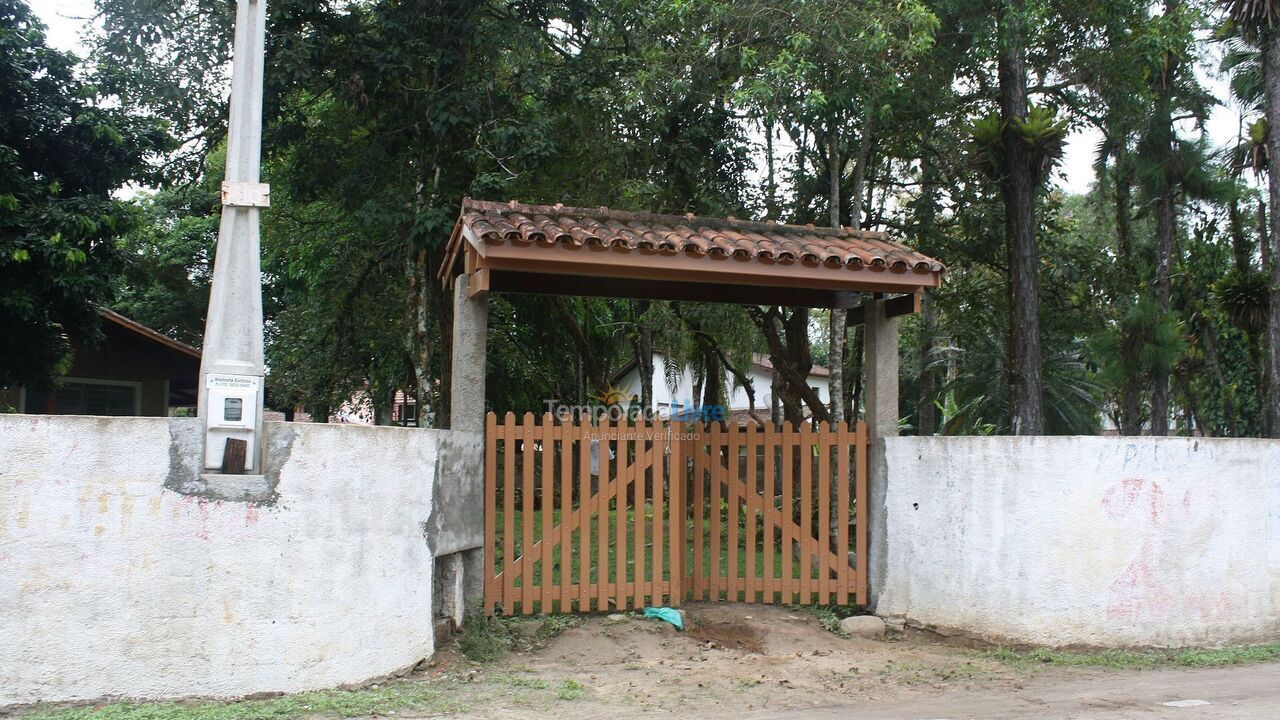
xmin=468 ymin=239 xmax=940 ymax=296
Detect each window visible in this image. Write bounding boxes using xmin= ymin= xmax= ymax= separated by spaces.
xmin=53 ymin=381 xmax=140 ymax=416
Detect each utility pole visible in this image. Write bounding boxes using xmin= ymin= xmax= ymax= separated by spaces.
xmin=198 ymin=0 xmax=269 ymax=475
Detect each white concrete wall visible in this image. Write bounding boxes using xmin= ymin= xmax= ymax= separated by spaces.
xmin=0 ymin=415 xmax=462 ymax=706
xmin=877 ymin=436 xmax=1280 ymax=648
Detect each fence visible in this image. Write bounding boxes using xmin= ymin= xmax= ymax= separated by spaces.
xmin=483 ymin=412 xmax=866 ymax=615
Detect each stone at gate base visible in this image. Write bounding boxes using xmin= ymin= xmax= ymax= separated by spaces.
xmin=840 ymin=615 xmax=887 ymax=638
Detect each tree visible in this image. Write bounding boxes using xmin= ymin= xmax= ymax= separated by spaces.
xmin=0 ymin=0 xmax=168 ymax=390
xmin=1222 ymin=0 xmax=1280 ymax=437
xmin=729 ymin=0 xmax=937 ymax=423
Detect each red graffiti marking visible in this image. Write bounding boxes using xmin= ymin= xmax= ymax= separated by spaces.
xmin=194 ymin=498 xmax=212 ymax=540
xmin=1101 ymin=477 xmax=1165 ymax=525
xmin=1103 ymin=478 xmax=1167 ymax=621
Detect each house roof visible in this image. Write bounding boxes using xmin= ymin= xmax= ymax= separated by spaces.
xmin=440 ymin=199 xmax=943 ymax=308
xmin=98 ymin=307 xmax=201 ymax=359
xmin=751 ymin=352 xmax=829 ymax=378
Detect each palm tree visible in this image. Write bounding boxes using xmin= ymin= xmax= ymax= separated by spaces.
xmin=1223 ymin=0 xmax=1280 ymax=436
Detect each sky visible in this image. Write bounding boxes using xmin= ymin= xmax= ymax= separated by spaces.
xmin=31 ymin=2 xmax=1249 ymax=198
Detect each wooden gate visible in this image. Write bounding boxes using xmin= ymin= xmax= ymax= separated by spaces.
xmin=483 ymin=412 xmax=866 ymax=615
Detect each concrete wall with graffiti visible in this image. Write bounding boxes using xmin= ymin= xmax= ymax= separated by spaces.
xmin=0 ymin=415 xmax=480 ymax=707
xmin=875 ymin=436 xmax=1280 ymax=648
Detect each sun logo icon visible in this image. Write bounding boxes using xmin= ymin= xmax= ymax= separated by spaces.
xmin=592 ymin=383 xmax=633 ymax=408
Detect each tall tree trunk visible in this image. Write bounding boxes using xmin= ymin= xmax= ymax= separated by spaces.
xmin=847 ymin=323 xmax=864 ymax=423
xmin=1150 ymin=0 xmax=1179 ymax=436
xmin=998 ymin=0 xmax=1044 ymax=434
xmin=765 ymin=118 xmax=779 ymax=220
xmin=753 ymin=307 xmax=829 ymax=426
xmin=404 ymin=247 xmax=432 ymax=424
xmin=1265 ymin=29 xmax=1280 ymax=437
xmin=430 ymin=248 xmax=452 ymax=428
xmin=915 ymin=155 xmax=940 ymax=435
xmin=1152 ymin=192 xmax=1175 ymax=435
xmin=828 ymin=131 xmax=846 ymax=425
xmin=917 ymin=294 xmax=938 ymax=435
xmin=1229 ymin=200 xmax=1253 ymax=271
xmin=771 ymin=372 xmax=782 ymax=424
xmin=1114 ymin=158 xmax=1143 ymax=435
xmin=633 ymin=300 xmax=653 ymax=415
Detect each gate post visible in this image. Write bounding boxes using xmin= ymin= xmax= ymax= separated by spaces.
xmin=863 ymin=296 xmax=899 ymax=612
xmin=434 ymin=272 xmax=489 ymax=626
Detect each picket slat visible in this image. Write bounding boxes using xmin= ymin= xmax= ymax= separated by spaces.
xmin=655 ymin=420 xmax=665 ymax=604
xmin=818 ymin=422 xmax=831 ymax=605
xmin=692 ymin=427 xmax=705 ymax=601
xmin=596 ymin=419 xmax=610 ymax=612
xmin=780 ymin=422 xmax=794 ymax=605
xmin=837 ymin=421 xmax=851 ymax=606
xmin=799 ymin=422 xmax=812 ymax=606
xmin=709 ymin=423 xmax=723 ymax=601
xmin=484 ymin=413 xmax=497 ymax=610
xmin=855 ymin=420 xmax=868 ymax=601
xmin=728 ymin=422 xmax=742 ymax=602
xmin=633 ymin=421 xmax=646 ymax=610
xmin=540 ymin=414 xmax=554 ymax=613
xmin=668 ymin=422 xmax=683 ymax=606
xmin=503 ymin=412 xmax=516 ymax=615
xmin=762 ymin=421 xmax=776 ymax=604
xmin=615 ymin=415 xmax=629 ymax=611
xmin=578 ymin=423 xmax=590 ymax=612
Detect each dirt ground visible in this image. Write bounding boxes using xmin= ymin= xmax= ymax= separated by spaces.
xmin=415 ymin=603 xmax=1042 ymax=719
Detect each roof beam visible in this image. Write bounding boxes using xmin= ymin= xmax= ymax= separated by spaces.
xmin=846 ymin=293 xmax=922 ymax=325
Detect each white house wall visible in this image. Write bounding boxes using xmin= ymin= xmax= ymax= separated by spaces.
xmin=618 ymin=356 xmax=829 ymax=413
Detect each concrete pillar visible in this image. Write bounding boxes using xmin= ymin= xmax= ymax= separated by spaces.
xmin=862 ymin=297 xmax=899 ymax=613
xmin=440 ymin=273 xmax=488 ymax=622
xmin=198 ymin=0 xmax=268 ymax=474
xmin=449 ymin=274 xmax=488 ymax=434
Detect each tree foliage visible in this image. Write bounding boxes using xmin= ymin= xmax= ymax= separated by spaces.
xmin=3 ymin=0 xmax=1265 ymax=436
xmin=0 ymin=0 xmax=169 ymax=390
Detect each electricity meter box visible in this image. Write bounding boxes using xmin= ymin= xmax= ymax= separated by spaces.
xmin=204 ymin=373 xmax=262 ymax=471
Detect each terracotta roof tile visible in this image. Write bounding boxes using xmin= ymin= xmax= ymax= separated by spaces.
xmin=457 ymin=198 xmax=944 ymax=273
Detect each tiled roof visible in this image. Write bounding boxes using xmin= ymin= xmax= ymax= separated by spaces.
xmin=457 ymin=199 xmax=943 ymax=272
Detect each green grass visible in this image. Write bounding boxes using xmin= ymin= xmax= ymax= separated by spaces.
xmin=21 ymin=666 xmax=592 ymax=720
xmin=988 ymin=643 xmax=1280 ymax=670
xmin=456 ymin=611 xmax=585 ymax=662
xmin=556 ymin=678 xmax=585 ymax=700
xmin=795 ymin=604 xmax=857 ymax=637
xmin=19 ymin=679 xmax=469 ymax=720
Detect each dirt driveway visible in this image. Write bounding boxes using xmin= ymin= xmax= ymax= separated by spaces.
xmin=418 ymin=602 xmax=1195 ymax=719
xmin=16 ymin=602 xmax=1279 ymax=720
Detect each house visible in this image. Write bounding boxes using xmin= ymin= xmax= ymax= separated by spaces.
xmin=1 ymin=308 xmax=200 ymax=416
xmin=615 ymin=352 xmax=830 ymax=419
